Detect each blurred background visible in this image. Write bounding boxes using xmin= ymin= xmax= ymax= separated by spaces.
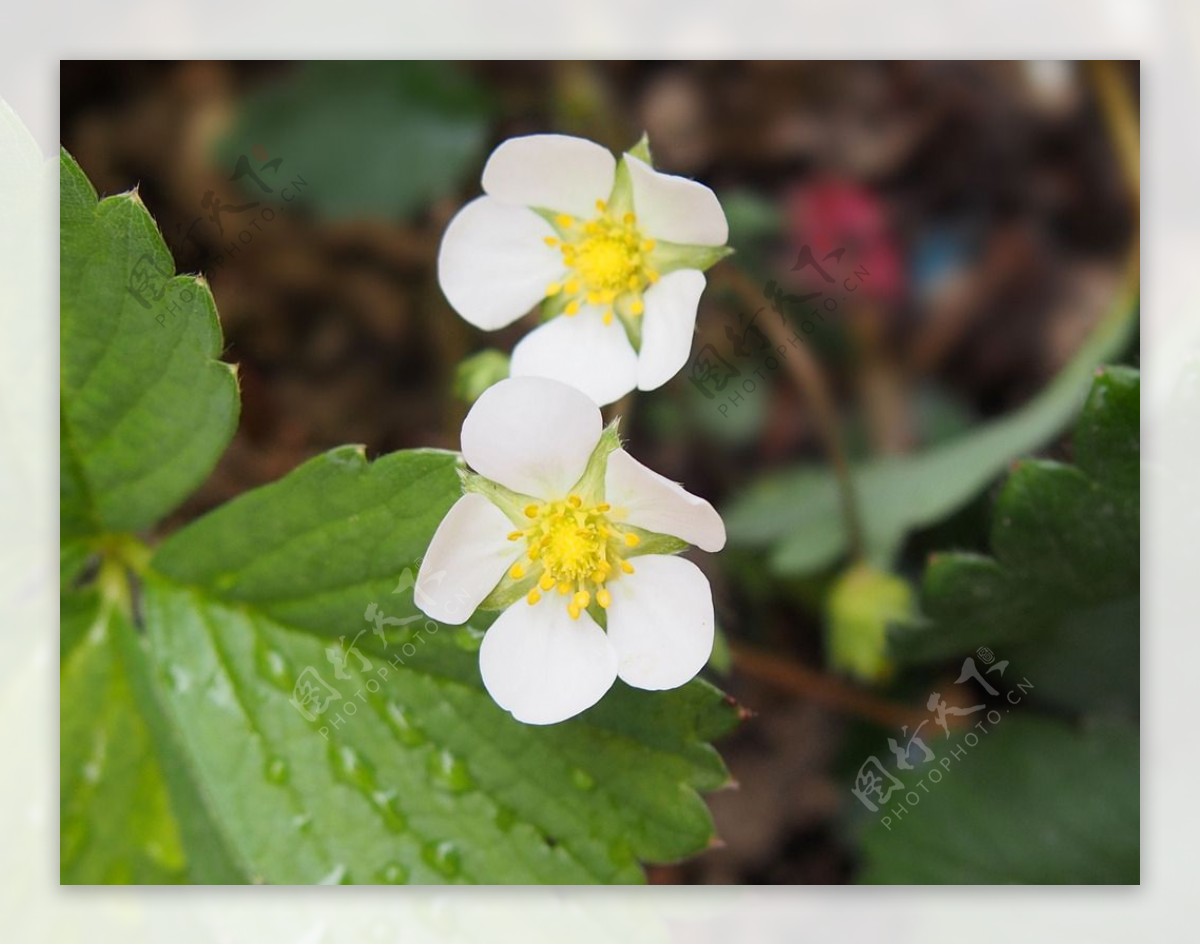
xmin=59 ymin=60 xmax=1139 ymax=884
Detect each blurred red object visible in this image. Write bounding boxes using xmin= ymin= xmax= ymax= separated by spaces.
xmin=784 ymin=177 xmax=905 ymax=305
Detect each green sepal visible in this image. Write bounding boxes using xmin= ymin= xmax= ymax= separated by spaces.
xmin=459 ymin=469 xmax=539 ymax=527
xmin=649 ymin=240 xmax=735 ymax=277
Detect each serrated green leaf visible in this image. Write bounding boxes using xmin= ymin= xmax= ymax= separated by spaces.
xmin=859 ymin=716 xmax=1138 ymax=883
xmin=724 ymin=289 xmax=1138 ymax=575
xmin=221 ymin=62 xmax=492 ymax=220
xmin=144 ymin=447 xmax=738 ymax=883
xmin=893 ymin=367 xmax=1139 ymax=718
xmin=59 ymin=149 xmax=238 ymax=542
xmin=60 ymin=590 xmax=187 ymax=884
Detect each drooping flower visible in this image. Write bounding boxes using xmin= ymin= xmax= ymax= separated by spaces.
xmin=415 ymin=376 xmax=726 ymax=724
xmin=437 ymin=134 xmax=731 ymax=406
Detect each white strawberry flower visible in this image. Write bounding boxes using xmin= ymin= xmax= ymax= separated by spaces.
xmin=437 ymin=134 xmax=731 ymax=406
xmin=415 ymin=376 xmax=726 ymax=725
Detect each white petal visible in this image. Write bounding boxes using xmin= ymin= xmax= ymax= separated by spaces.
xmin=415 ymin=494 xmax=521 ymax=625
xmin=461 ymin=376 xmax=601 ymax=498
xmin=636 ymin=270 xmax=706 ymax=392
xmin=437 ymin=196 xmax=566 ymax=330
xmin=605 ymin=449 xmax=726 ymax=552
xmin=479 ymin=596 xmax=617 ymax=724
xmin=627 ymin=155 xmax=728 ymax=246
xmin=482 ymin=134 xmax=616 ymax=219
xmin=605 ymin=555 xmax=715 ymax=691
xmin=510 ymin=307 xmax=638 ymax=408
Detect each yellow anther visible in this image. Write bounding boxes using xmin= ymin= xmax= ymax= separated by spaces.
xmin=509 ymin=563 xmax=526 ymax=580
xmin=567 ymin=602 xmax=582 ymax=620
xmin=623 ymin=212 xmax=635 ymax=224
xmin=526 ymin=588 xmax=542 ymax=605
xmin=565 ymin=300 xmax=580 ymax=316
xmin=602 ymin=310 xmax=614 ymax=326
xmin=543 ymin=236 xmax=558 ymax=247
xmin=524 ymin=504 xmax=540 ymax=518
xmin=595 ymin=199 xmax=607 ymax=212
xmin=573 ymin=590 xmax=590 ymax=609
xmin=586 ymin=290 xmax=601 ymax=305
xmin=590 ymin=570 xmax=607 ymax=584
xmin=565 ymin=279 xmax=580 ymax=294
xmin=507 ymin=530 xmax=523 ymax=541
xmin=535 ymin=574 xmax=552 ymax=593
xmin=620 ymin=560 xmax=635 ymax=574
xmin=596 ymin=503 xmax=611 ymax=512
xmin=596 ymin=588 xmax=612 ymax=609
xmin=568 ymin=495 xmax=582 ymax=508
xmin=545 ymin=282 xmax=562 ymax=297
xmin=646 ymin=269 xmax=660 ymax=284
xmin=555 ymin=214 xmax=575 ymax=228
xmin=624 ymin=532 xmax=641 ymax=548
xmin=558 ymin=581 xmax=572 ymax=595
xmin=630 ymin=298 xmax=645 ymax=316
xmin=641 ymin=239 xmax=656 ymax=252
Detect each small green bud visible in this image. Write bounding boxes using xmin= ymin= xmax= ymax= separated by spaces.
xmin=825 ymin=564 xmax=914 ymax=683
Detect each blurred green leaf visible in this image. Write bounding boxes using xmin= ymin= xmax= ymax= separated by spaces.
xmin=59 ymin=149 xmax=238 ymax=543
xmin=222 ymin=62 xmax=493 ymax=219
xmin=893 ymin=367 xmax=1139 ymax=718
xmin=143 ymin=446 xmax=738 ymax=883
xmin=453 ymin=348 xmax=510 ymax=404
xmin=723 ymin=289 xmax=1138 ymax=575
xmin=860 ymin=716 xmax=1138 ymax=883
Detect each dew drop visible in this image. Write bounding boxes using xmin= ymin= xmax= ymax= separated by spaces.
xmin=328 ymin=743 xmax=375 ymax=794
xmin=422 ymin=840 xmax=462 ymax=878
xmin=383 ymin=702 xmax=427 ymax=747
xmin=377 ymin=861 xmax=410 ymax=884
xmin=316 ymin=863 xmax=350 ymax=885
xmin=570 ymin=767 xmax=596 ymax=791
xmin=164 ymin=663 xmax=192 ymax=694
xmin=370 ymin=789 xmax=408 ymax=833
xmin=255 ymin=644 xmax=292 ymax=691
xmin=428 ymin=749 xmax=473 ymax=793
xmin=265 ymin=757 xmax=289 ymax=785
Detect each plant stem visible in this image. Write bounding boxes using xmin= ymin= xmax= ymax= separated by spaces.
xmin=719 ymin=265 xmax=867 ymax=561
xmin=729 ymin=641 xmax=942 ymax=731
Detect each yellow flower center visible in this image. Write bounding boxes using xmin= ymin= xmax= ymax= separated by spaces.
xmin=543 ymin=200 xmax=659 ymax=326
xmin=507 ymin=494 xmax=641 ymax=619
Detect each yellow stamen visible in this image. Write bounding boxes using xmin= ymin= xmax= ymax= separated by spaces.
xmin=568 ymin=495 xmax=582 ymax=508
xmin=630 ymin=298 xmax=645 ymax=316
xmin=526 ymin=588 xmax=541 ymax=605
xmin=624 ymin=532 xmax=640 ymax=548
xmin=620 ymin=560 xmax=635 ymax=574
xmin=524 ymin=504 xmax=540 ymax=518
xmin=539 ymin=572 xmax=556 ymax=592
xmin=555 ymin=214 xmax=575 ymax=228
xmin=507 ymin=530 xmax=523 ymax=542
xmin=565 ymin=300 xmax=580 ymax=316
xmin=572 ymin=590 xmax=590 ymax=609
xmin=596 ymin=588 xmax=611 ymax=609
xmin=509 ymin=563 xmax=526 ymax=580
xmin=545 ymin=282 xmax=562 ymax=297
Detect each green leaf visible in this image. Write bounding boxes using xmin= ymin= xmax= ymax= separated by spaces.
xmin=60 ymin=589 xmax=187 ymax=883
xmin=144 ymin=446 xmax=738 ymax=883
xmin=859 ymin=716 xmax=1138 ymax=883
xmin=894 ymin=367 xmax=1139 ymax=718
xmin=222 ymin=62 xmax=492 ymax=220
xmin=59 ymin=149 xmax=238 ymax=542
xmin=723 ymin=287 xmax=1138 ymax=575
